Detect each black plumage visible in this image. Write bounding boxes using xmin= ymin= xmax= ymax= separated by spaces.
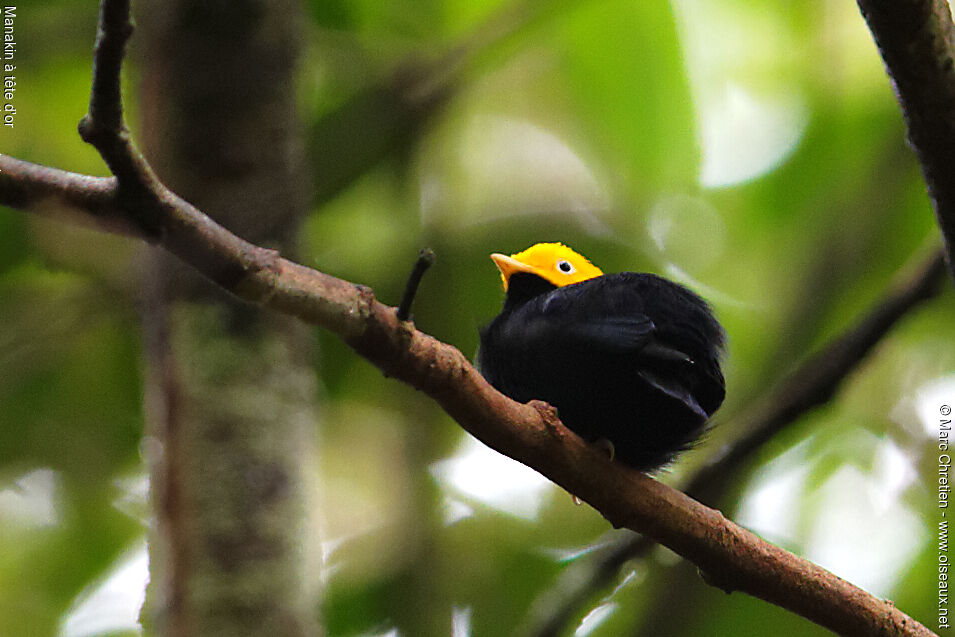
xmin=479 ymin=269 xmax=726 ymax=471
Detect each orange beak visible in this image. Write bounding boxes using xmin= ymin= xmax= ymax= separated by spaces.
xmin=490 ymin=253 xmax=536 ymax=291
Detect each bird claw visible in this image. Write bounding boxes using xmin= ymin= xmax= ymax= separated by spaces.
xmin=595 ymin=438 xmax=615 ymax=462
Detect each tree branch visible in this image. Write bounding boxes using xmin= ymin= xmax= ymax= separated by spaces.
xmin=77 ymin=0 xmax=145 ymax=190
xmin=857 ymin=0 xmax=955 ymax=279
xmin=0 ymin=155 xmax=136 ymax=236
xmin=83 ymin=0 xmax=131 ymax=135
xmin=0 ymin=1 xmax=935 ymax=635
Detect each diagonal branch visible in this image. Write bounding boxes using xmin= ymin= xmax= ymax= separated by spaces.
xmin=0 ymin=1 xmax=936 ymax=635
xmin=857 ymin=0 xmax=955 ymax=279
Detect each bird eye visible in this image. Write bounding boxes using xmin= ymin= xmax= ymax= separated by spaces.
xmin=557 ymin=260 xmax=575 ymax=274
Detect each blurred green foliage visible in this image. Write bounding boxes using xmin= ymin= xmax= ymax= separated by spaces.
xmin=1 ymin=0 xmax=953 ymax=636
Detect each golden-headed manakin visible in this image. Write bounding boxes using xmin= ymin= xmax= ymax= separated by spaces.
xmin=478 ymin=242 xmax=725 ymax=471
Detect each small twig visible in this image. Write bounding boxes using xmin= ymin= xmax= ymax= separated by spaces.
xmin=75 ymin=0 xmax=167 ymax=236
xmin=396 ymin=248 xmax=436 ymax=322
xmin=81 ymin=0 xmax=131 ymax=136
xmin=77 ymin=0 xmax=137 ymax=178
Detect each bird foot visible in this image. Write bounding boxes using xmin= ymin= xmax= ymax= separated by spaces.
xmin=594 ymin=438 xmax=615 ymax=462
xmin=567 ymin=439 xmax=615 ymax=506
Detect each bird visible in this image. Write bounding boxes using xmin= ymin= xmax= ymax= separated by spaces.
xmin=478 ymin=242 xmax=726 ymax=471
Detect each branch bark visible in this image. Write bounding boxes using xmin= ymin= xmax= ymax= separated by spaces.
xmin=0 ymin=156 xmax=133 ymax=235
xmin=0 ymin=1 xmax=937 ymax=635
xmin=857 ymin=0 xmax=955 ymax=279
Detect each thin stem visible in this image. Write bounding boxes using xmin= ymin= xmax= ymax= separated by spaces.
xmin=397 ymin=248 xmax=436 ymax=322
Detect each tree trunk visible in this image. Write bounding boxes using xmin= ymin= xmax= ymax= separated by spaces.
xmin=135 ymin=1 xmax=320 ymax=635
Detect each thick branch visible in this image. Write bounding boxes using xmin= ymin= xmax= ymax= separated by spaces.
xmin=0 ymin=1 xmax=936 ymax=635
xmin=857 ymin=0 xmax=955 ymax=278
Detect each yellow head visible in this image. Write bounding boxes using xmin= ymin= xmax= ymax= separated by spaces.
xmin=491 ymin=242 xmax=604 ymax=291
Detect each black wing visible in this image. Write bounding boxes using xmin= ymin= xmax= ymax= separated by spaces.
xmin=491 ymin=275 xmax=720 ymax=418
